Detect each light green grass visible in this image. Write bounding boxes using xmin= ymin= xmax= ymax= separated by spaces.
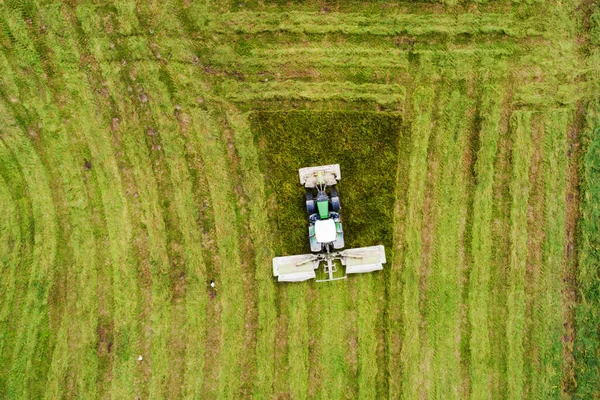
xmin=1 ymin=111 xmax=57 ymax=399
xmin=531 ymin=109 xmax=569 ymax=397
xmin=507 ymin=111 xmax=534 ymax=400
xmin=427 ymin=87 xmax=471 ymax=399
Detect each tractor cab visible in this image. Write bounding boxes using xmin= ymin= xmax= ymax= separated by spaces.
xmin=306 ymin=186 xmax=344 ymax=252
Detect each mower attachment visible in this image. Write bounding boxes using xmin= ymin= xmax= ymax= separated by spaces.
xmin=298 ymin=164 xmax=341 ymax=188
xmin=272 ymin=253 xmax=319 ymax=282
xmin=341 ymin=245 xmax=386 ymax=274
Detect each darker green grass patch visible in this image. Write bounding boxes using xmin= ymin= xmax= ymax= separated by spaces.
xmin=249 ymin=110 xmax=407 ymax=258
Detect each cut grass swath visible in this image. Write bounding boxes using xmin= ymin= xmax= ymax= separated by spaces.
xmin=210 ymin=11 xmax=543 ymax=38
xmin=224 ymin=108 xmax=277 ymax=399
xmin=507 ymin=111 xmax=533 ymax=400
xmin=400 ymin=85 xmax=436 ymax=400
xmin=21 ymin=9 xmax=102 ymax=396
xmin=529 ymin=109 xmax=569 ymax=398
xmin=574 ymin=115 xmax=600 ymax=399
xmin=0 ymin=144 xmax=30 ymax=396
xmin=427 ymin=88 xmax=471 ymax=399
xmin=468 ymin=84 xmax=504 ymax=398
xmin=222 ymin=81 xmax=405 ymax=106
xmin=0 ymin=112 xmax=57 ymax=399
xmin=191 ymin=108 xmax=245 ymax=399
xmin=286 ymin=284 xmax=310 ymax=399
xmin=356 ymin=274 xmax=379 ymax=399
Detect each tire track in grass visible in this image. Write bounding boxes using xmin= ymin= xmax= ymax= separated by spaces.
xmin=400 ymin=85 xmax=436 ymax=400
xmin=0 ymin=109 xmax=58 ymax=400
xmin=190 ymin=107 xmax=245 ymax=399
xmin=224 ymin=107 xmax=277 ymax=399
xmin=507 ymin=111 xmax=533 ymax=400
xmin=0 ymin=141 xmax=31 ymax=396
xmin=426 ymin=88 xmax=471 ymax=399
xmin=529 ymin=109 xmax=568 ymax=397
xmin=468 ymin=84 xmax=504 ymax=399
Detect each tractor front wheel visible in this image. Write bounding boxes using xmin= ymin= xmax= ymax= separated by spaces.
xmin=305 ymin=191 xmax=316 ymax=215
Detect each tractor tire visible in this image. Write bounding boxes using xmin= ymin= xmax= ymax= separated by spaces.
xmin=330 ymin=187 xmax=340 ymax=212
xmin=305 ymin=191 xmax=316 ymax=215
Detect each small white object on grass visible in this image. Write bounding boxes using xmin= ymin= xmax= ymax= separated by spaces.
xmin=210 ymin=280 xmax=215 ymax=288
xmin=138 ymin=355 xmax=143 ymax=361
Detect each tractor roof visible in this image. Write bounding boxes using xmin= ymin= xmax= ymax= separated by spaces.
xmin=314 ymin=219 xmax=337 ymax=243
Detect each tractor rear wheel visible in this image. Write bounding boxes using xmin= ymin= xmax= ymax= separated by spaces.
xmin=330 ymin=187 xmax=340 ymax=212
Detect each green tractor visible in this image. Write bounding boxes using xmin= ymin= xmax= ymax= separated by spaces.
xmin=273 ymin=164 xmax=386 ymax=282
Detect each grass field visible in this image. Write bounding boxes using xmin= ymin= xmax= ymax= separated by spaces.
xmin=0 ymin=0 xmax=598 ymax=398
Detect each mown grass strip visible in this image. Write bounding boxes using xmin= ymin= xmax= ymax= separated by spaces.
xmin=400 ymin=85 xmax=436 ymax=400
xmin=137 ymin=64 xmax=210 ymax=398
xmin=208 ymin=46 xmax=409 ymax=69
xmin=224 ymin=107 xmax=277 ymax=399
xmin=210 ymin=11 xmax=543 ymax=38
xmin=0 ymin=111 xmax=58 ymax=399
xmin=191 ymin=108 xmax=245 ymax=399
xmin=574 ymin=112 xmax=600 ymax=399
xmin=0 ymin=172 xmax=20 ymax=302
xmin=314 ymin=282 xmax=349 ymax=400
xmin=356 ymin=274 xmax=378 ymax=399
xmin=285 ymin=284 xmax=310 ymax=399
xmin=100 ymin=75 xmax=172 ymax=399
xmin=82 ymin=61 xmax=141 ymax=400
xmin=530 ymin=109 xmax=569 ymax=397
xmin=507 ymin=111 xmax=533 ymax=400
xmin=0 ymin=159 xmax=26 ymax=396
xmin=426 ymin=88 xmax=471 ymax=399
xmin=222 ymin=81 xmax=405 ymax=105
xmin=0 ymin=9 xmax=67 ymax=397
xmin=59 ymin=4 xmax=144 ymax=396
xmin=159 ymin=61 xmax=213 ymax=399
xmin=17 ymin=7 xmax=103 ymax=397
xmin=468 ymin=84 xmax=504 ymax=398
